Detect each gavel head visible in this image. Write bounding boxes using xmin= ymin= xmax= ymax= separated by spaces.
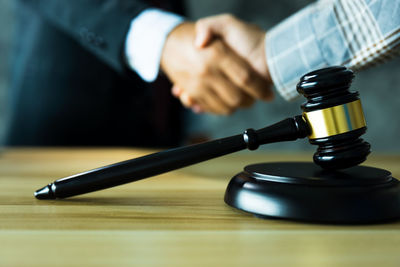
xmin=297 ymin=66 xmax=371 ymax=169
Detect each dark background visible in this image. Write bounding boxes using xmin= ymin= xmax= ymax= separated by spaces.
xmin=1 ymin=0 xmax=399 ymax=151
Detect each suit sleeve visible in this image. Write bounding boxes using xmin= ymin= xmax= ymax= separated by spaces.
xmin=18 ymin=0 xmax=150 ymax=74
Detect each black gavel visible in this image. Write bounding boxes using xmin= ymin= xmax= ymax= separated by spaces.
xmin=35 ymin=66 xmax=371 ymax=199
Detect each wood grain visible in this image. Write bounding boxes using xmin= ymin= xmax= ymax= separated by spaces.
xmin=0 ymin=148 xmax=399 ymax=266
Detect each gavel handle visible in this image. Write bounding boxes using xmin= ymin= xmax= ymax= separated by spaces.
xmin=35 ymin=116 xmax=309 ymax=199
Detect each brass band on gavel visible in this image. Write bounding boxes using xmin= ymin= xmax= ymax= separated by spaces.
xmin=303 ymin=100 xmax=366 ymax=140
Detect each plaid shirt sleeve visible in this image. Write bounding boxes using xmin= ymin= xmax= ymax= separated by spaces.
xmin=265 ymin=0 xmax=400 ymax=101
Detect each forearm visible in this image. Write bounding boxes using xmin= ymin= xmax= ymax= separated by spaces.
xmin=266 ymin=0 xmax=400 ymax=101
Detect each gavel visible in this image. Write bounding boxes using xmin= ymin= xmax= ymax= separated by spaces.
xmin=35 ymin=66 xmax=371 ymax=199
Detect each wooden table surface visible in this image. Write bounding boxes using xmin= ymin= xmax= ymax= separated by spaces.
xmin=0 ymin=148 xmax=399 ymax=266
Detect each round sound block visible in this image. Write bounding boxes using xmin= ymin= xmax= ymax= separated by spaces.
xmin=224 ymin=162 xmax=400 ymax=223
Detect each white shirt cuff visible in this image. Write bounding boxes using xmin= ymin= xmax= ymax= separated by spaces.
xmin=125 ymin=8 xmax=185 ymax=82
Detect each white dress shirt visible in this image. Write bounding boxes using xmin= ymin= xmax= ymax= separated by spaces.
xmin=125 ymin=8 xmax=184 ymax=82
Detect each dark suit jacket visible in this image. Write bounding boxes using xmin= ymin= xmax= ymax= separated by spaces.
xmin=5 ymin=0 xmax=184 ymax=147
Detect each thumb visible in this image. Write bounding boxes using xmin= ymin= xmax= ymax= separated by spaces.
xmin=195 ymin=14 xmax=237 ymax=49
xmin=195 ymin=20 xmax=214 ymax=48
xmin=171 ymin=84 xmax=183 ymax=97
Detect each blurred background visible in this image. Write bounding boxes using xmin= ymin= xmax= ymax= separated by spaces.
xmin=1 ymin=0 xmax=399 ymax=152
xmin=0 ymin=0 xmax=12 ymax=144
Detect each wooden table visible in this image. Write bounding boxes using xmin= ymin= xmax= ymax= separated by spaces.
xmin=0 ymin=148 xmax=399 ymax=266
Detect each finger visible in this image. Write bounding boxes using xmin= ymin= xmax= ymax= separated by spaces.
xmin=192 ymin=97 xmax=210 ymax=113
xmin=207 ymin=74 xmax=244 ymax=108
xmin=240 ymin=93 xmax=256 ymax=108
xmin=195 ymin=21 xmax=214 ymax=48
xmin=261 ymin=85 xmax=275 ymax=102
xmin=177 ymin=84 xmax=215 ymax=113
xmin=195 ymin=14 xmax=235 ymax=49
xmin=219 ymin=53 xmax=273 ymax=101
xmin=179 ymin=91 xmax=195 ymax=108
xmin=179 ymin=91 xmax=206 ymax=114
xmin=195 ymin=14 xmax=239 ymax=48
xmin=202 ymin=88 xmax=234 ymax=115
xmin=192 ymin=104 xmax=204 ymax=114
xmin=171 ymin=85 xmax=183 ymax=97
xmin=189 ymin=86 xmax=232 ymax=115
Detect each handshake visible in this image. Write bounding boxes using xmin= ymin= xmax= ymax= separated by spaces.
xmin=161 ymin=15 xmax=273 ymax=115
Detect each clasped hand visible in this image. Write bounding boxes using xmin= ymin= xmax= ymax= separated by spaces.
xmin=161 ymin=16 xmax=273 ymax=115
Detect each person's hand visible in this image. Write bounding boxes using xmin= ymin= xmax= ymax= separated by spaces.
xmin=161 ymin=22 xmax=272 ymax=115
xmin=195 ymin=14 xmax=271 ymax=85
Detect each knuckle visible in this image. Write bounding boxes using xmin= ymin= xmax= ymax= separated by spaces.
xmin=218 ymin=104 xmax=235 ymax=115
xmin=221 ymin=14 xmax=234 ymax=21
xmin=196 ymin=18 xmax=206 ymax=29
xmin=209 ymin=46 xmax=221 ymax=58
xmin=196 ymin=18 xmax=205 ymax=25
xmin=225 ymin=107 xmax=235 ymax=115
xmin=237 ymin=70 xmax=252 ymax=87
xmin=229 ymin=96 xmax=242 ymax=107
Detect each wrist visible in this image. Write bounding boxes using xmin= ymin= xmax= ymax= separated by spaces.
xmin=253 ymin=33 xmax=271 ymax=83
xmin=161 ymin=22 xmax=195 ymax=74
